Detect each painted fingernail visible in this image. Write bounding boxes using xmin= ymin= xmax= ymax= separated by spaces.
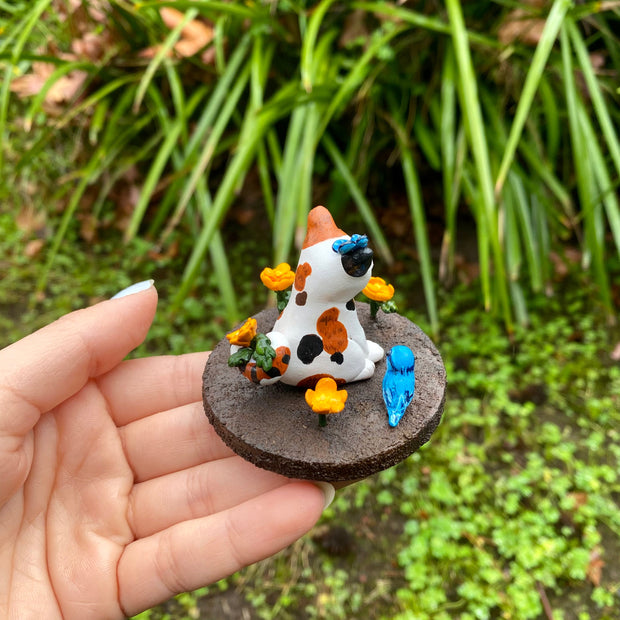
xmin=111 ymin=280 xmax=155 ymax=299
xmin=312 ymin=481 xmax=335 ymax=510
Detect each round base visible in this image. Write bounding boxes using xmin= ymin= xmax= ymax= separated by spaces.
xmin=202 ymin=304 xmax=446 ymax=482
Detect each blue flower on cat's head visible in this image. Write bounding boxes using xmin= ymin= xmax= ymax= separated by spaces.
xmin=332 ymin=234 xmax=368 ymax=255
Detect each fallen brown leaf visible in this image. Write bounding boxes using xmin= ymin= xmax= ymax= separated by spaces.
xmin=71 ymin=31 xmax=111 ymax=62
xmin=498 ymin=10 xmax=546 ymax=47
xmin=10 ymin=61 xmax=87 ymax=108
xmin=58 ymin=0 xmax=108 ymax=25
xmin=610 ymin=342 xmax=620 ymax=361
xmin=159 ymin=7 xmax=214 ymax=59
xmin=16 ymin=206 xmax=46 ymax=235
xmin=79 ymin=213 xmax=98 ymax=243
xmin=24 ymin=239 xmax=45 ymax=258
xmin=148 ymin=239 xmax=179 ymax=261
xmin=586 ymin=548 xmax=605 ymax=587
xmin=567 ymin=492 xmax=588 ymax=508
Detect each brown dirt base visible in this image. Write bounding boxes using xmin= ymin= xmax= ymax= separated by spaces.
xmin=202 ymin=303 xmax=446 ymax=482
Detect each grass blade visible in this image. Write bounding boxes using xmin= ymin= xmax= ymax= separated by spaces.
xmin=439 ymin=44 xmax=459 ymax=285
xmin=351 ymin=1 xmax=499 ymax=48
xmin=173 ymin=96 xmax=282 ymax=309
xmin=300 ymin=0 xmax=337 ymax=91
xmin=133 ymin=8 xmax=198 ymax=113
xmin=508 ymin=171 xmax=543 ymax=292
xmin=184 ymin=32 xmax=252 ymax=160
xmin=147 ymin=33 xmax=252 ymax=238
xmin=55 ymin=74 xmax=141 ymax=130
xmin=158 ymin=62 xmax=251 ymax=245
xmin=273 ymin=103 xmax=309 ymax=262
xmin=0 ymin=0 xmax=53 ymax=176
xmin=494 ymin=0 xmax=571 ymax=195
xmin=194 ymin=177 xmax=239 ymax=322
xmin=389 ymin=100 xmax=439 ymax=337
xmin=123 ymin=114 xmax=184 ymax=242
xmin=560 ymin=24 xmax=612 ymax=314
xmin=136 ymin=1 xmax=264 ymax=20
xmin=23 ymin=61 xmax=94 ymax=131
xmin=567 ymin=18 xmax=620 ymax=181
xmin=538 ymin=74 xmax=560 ymax=163
xmin=446 ymin=0 xmax=512 ymax=328
xmin=317 ymin=24 xmax=404 ymax=140
xmin=577 ymin=92 xmax=620 ymax=259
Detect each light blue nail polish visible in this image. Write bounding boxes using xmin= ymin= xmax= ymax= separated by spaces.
xmin=111 ymin=280 xmax=155 ymax=299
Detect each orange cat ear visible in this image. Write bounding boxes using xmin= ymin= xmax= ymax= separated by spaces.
xmin=302 ymin=206 xmax=347 ymax=249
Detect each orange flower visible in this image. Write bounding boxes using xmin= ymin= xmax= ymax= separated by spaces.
xmin=260 ymin=263 xmax=295 ymax=291
xmin=362 ymin=276 xmax=395 ymax=302
xmin=226 ymin=317 xmax=257 ymax=347
xmin=305 ymin=377 xmax=348 ymax=414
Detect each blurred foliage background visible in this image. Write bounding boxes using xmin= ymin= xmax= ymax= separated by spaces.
xmin=1 ymin=0 xmax=620 ymax=618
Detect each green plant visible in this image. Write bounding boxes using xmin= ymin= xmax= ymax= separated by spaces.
xmin=3 ymin=1 xmax=619 ymax=334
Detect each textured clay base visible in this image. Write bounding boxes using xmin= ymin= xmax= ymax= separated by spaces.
xmin=202 ymin=303 xmax=446 ymax=482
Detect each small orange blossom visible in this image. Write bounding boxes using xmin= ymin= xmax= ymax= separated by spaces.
xmin=260 ymin=263 xmax=295 ymax=291
xmin=226 ymin=317 xmax=257 ymax=347
xmin=362 ymin=276 xmax=395 ymax=302
xmin=305 ymin=377 xmax=348 ymax=414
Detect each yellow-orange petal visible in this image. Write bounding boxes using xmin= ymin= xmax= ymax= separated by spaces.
xmin=226 ymin=317 xmax=257 ymax=347
xmin=362 ymin=276 xmax=395 ymax=302
xmin=260 ymin=263 xmax=296 ymax=291
xmin=305 ymin=377 xmax=348 ymax=414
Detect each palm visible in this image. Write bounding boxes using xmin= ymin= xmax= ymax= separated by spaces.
xmin=6 ymin=383 xmax=135 ymax=618
xmin=0 ymin=291 xmax=326 ymax=619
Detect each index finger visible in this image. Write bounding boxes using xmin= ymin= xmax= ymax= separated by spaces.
xmin=0 ymin=286 xmax=158 ymax=437
xmin=96 ymin=351 xmax=210 ymax=426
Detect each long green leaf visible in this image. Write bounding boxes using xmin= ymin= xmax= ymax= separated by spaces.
xmin=173 ymin=83 xmax=287 ymax=308
xmin=136 ymin=1 xmax=264 ymax=20
xmin=390 ymin=101 xmax=439 ymax=337
xmin=123 ymin=117 xmax=184 ymax=242
xmin=158 ymin=62 xmax=251 ymax=244
xmin=560 ymin=24 xmax=612 ymax=313
xmin=317 ymin=25 xmax=404 ymax=140
xmin=577 ymin=93 xmax=620 ymax=259
xmin=173 ymin=119 xmax=270 ymax=309
xmin=300 ymin=0 xmax=337 ymax=91
xmin=194 ymin=177 xmax=239 ymax=322
xmin=567 ymin=18 xmax=620 ymax=181
xmin=184 ymin=32 xmax=252 ymax=160
xmin=251 ymin=37 xmax=276 ymax=224
xmin=538 ymin=74 xmax=560 ymax=162
xmin=55 ymin=74 xmax=141 ymax=130
xmin=507 ymin=171 xmax=543 ymax=292
xmin=351 ymin=1 xmax=498 ymax=48
xmin=0 ymin=0 xmax=53 ymax=176
xmin=439 ymin=44 xmax=458 ymax=284
xmin=272 ymin=107 xmax=309 ymax=262
xmin=133 ymin=8 xmax=198 ymax=113
xmin=147 ymin=33 xmax=252 ymax=238
xmin=294 ymin=104 xmax=321 ymax=250
xmin=494 ymin=0 xmax=571 ymax=195
xmin=446 ymin=0 xmax=512 ymax=328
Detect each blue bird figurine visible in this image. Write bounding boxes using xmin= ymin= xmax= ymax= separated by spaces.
xmin=382 ymin=345 xmax=416 ymax=427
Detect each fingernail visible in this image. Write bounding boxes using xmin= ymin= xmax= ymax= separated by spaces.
xmin=312 ymin=481 xmax=335 ymax=510
xmin=111 ymin=280 xmax=155 ymax=299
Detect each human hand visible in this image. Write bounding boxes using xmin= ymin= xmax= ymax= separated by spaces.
xmin=0 ymin=282 xmax=332 ymax=619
